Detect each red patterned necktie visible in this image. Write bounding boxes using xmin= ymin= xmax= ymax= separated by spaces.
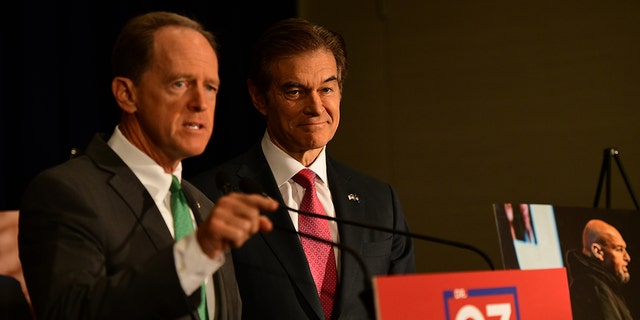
xmin=292 ymin=168 xmax=337 ymax=319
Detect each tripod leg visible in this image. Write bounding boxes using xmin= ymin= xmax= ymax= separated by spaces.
xmin=593 ymin=148 xmax=611 ymax=208
xmin=613 ymin=153 xmax=640 ymax=210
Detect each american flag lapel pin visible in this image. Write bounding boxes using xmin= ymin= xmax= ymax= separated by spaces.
xmin=347 ymin=193 xmax=360 ymax=204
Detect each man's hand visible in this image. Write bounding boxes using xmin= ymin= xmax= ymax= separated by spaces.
xmin=196 ymin=193 xmax=278 ymax=259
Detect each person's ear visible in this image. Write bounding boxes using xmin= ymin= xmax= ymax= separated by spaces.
xmin=112 ymin=77 xmax=137 ymax=114
xmin=247 ymin=79 xmax=267 ymax=116
xmin=591 ymin=243 xmax=605 ymax=261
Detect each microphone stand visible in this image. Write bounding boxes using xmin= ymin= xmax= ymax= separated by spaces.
xmin=237 ymin=176 xmax=495 ymax=270
xmin=217 ymin=172 xmax=493 ymax=318
xmin=272 ymin=226 xmax=375 ymax=320
xmin=216 ymin=172 xmax=376 ymax=318
xmin=285 ymin=206 xmax=495 ymax=271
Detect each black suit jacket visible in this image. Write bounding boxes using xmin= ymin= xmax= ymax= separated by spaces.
xmin=190 ymin=143 xmax=416 ymax=319
xmin=0 ymin=275 xmax=32 ymax=320
xmin=18 ymin=134 xmax=241 ymax=320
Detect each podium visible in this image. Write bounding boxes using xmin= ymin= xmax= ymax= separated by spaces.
xmin=373 ymin=267 xmax=572 ymax=319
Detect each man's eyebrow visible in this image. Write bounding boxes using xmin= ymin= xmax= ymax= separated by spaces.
xmin=281 ymin=81 xmax=303 ymax=88
xmin=280 ymin=75 xmax=338 ymax=89
xmin=323 ymin=75 xmax=338 ymax=84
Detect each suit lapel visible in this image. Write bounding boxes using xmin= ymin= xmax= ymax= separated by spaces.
xmin=236 ymin=146 xmax=325 ymax=319
xmin=86 ymin=134 xmax=175 ymax=250
xmin=181 ymin=182 xmax=207 ymax=225
xmin=326 ymin=159 xmax=370 ymax=316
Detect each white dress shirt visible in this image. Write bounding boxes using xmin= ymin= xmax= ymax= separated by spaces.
xmin=260 ymin=131 xmax=340 ymax=271
xmin=107 ymin=126 xmax=220 ymax=318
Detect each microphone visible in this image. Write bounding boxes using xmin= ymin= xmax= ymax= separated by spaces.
xmin=215 ymin=172 xmax=376 ymax=318
xmin=238 ymin=176 xmax=495 ymax=270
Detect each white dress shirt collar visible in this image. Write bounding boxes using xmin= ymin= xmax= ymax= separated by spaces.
xmin=106 ymin=126 xmax=180 ymax=204
xmin=260 ymin=131 xmax=328 ymax=186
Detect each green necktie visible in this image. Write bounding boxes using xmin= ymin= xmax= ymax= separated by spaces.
xmin=170 ymin=175 xmax=208 ymax=320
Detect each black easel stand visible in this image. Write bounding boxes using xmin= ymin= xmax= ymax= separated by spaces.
xmin=593 ymin=147 xmax=640 ymax=210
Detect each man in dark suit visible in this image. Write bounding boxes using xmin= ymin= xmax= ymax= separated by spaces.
xmin=191 ymin=18 xmax=416 ymax=319
xmin=18 ymin=11 xmax=278 ymax=320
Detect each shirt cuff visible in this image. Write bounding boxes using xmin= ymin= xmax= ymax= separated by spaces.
xmin=174 ymin=232 xmax=225 ymax=294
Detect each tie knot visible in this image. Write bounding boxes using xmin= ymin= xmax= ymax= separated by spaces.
xmin=170 ymin=175 xmax=182 ymax=193
xmin=292 ymin=168 xmax=317 ymax=189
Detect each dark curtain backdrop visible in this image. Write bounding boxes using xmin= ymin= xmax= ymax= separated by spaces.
xmin=1 ymin=1 xmax=296 ymax=209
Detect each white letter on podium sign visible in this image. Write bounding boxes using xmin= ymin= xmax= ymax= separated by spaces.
xmin=486 ymin=303 xmax=511 ymax=320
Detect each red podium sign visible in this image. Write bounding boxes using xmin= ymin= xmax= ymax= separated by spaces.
xmin=373 ymin=267 xmax=572 ymax=319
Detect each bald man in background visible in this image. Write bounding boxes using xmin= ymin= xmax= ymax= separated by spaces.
xmin=565 ymin=219 xmax=633 ymax=320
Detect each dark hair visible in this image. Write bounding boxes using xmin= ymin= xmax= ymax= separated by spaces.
xmin=111 ymin=11 xmax=218 ymax=84
xmin=248 ymin=18 xmax=347 ymax=95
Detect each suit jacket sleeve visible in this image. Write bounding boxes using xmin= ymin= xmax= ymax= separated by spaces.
xmin=17 ymin=135 xmax=233 ymax=320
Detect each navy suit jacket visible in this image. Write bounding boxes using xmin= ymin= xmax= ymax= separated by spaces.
xmin=18 ymin=134 xmax=241 ymax=320
xmin=190 ymin=143 xmax=416 ymax=319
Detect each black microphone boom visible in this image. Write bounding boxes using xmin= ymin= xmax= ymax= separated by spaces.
xmin=213 ymin=171 xmax=374 ymax=278
xmin=273 ymin=226 xmax=375 ymax=319
xmin=239 ymin=176 xmax=495 ymax=270
xmin=292 ymin=206 xmax=494 ymax=270
xmin=214 ymin=172 xmax=375 ymax=318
